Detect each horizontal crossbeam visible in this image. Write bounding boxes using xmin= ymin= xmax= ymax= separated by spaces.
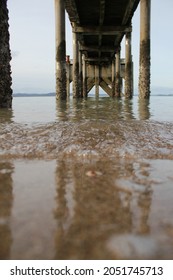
xmin=73 ymin=25 xmax=132 ymax=35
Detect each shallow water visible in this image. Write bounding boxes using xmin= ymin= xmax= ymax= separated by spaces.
xmin=0 ymin=95 xmax=173 ymax=259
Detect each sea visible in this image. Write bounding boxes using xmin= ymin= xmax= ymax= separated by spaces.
xmin=0 ymin=92 xmax=173 ymax=260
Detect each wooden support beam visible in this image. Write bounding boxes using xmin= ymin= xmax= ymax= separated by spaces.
xmin=80 ymin=45 xmax=116 ymax=52
xmin=87 ymin=78 xmax=95 ymax=95
xmin=84 ymin=58 xmax=111 ymax=62
xmin=65 ymin=0 xmax=80 ymax=24
xmin=99 ymin=0 xmax=105 ymax=25
xmin=73 ymin=25 xmax=131 ymax=35
xmin=100 ymin=79 xmax=112 ymax=96
xmin=98 ymin=0 xmax=106 ymax=58
xmin=122 ymin=0 xmax=140 ymax=25
xmin=103 ymin=77 xmax=112 ymax=87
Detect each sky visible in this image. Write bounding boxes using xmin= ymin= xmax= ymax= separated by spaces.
xmin=8 ymin=0 xmax=173 ymax=93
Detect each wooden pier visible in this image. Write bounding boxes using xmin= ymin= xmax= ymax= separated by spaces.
xmin=0 ymin=0 xmax=151 ymax=107
xmin=55 ymin=0 xmax=151 ymax=99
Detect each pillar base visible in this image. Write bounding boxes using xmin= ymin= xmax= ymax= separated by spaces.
xmin=56 ymin=63 xmax=67 ymax=100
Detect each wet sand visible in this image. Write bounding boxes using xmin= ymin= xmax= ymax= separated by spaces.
xmin=0 ymin=97 xmax=173 ymax=259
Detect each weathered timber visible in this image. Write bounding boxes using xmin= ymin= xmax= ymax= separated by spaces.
xmin=65 ymin=0 xmax=79 ymax=24
xmin=139 ymin=0 xmax=151 ymax=98
xmin=80 ymin=45 xmax=116 ymax=53
xmin=99 ymin=0 xmax=105 ymax=26
xmin=73 ymin=25 xmax=131 ymax=35
xmin=122 ymin=0 xmax=140 ymax=25
xmin=100 ymin=79 xmax=112 ymax=97
xmin=87 ymin=78 xmax=95 ymax=95
xmin=0 ymin=0 xmax=12 ymax=108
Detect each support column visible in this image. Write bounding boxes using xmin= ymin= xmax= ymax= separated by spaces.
xmin=112 ymin=58 xmax=115 ymax=97
xmin=72 ymin=30 xmax=80 ymax=98
xmin=66 ymin=55 xmax=70 ymax=97
xmin=139 ymin=0 xmax=151 ymax=98
xmin=0 ymin=0 xmax=12 ymax=108
xmin=79 ymin=49 xmax=83 ymax=97
xmin=115 ymin=48 xmax=121 ymax=98
xmin=95 ymin=65 xmax=100 ymax=96
xmin=54 ymin=0 xmax=66 ymax=99
xmin=82 ymin=54 xmax=87 ymax=97
xmin=125 ymin=30 xmax=132 ymax=98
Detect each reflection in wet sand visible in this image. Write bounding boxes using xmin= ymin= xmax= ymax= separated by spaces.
xmin=54 ymin=159 xmax=133 ymax=259
xmin=0 ymin=158 xmax=173 ymax=259
xmin=0 ymin=98 xmax=173 ymax=259
xmin=10 ymin=161 xmax=57 ymax=259
xmin=138 ymin=99 xmax=151 ymax=120
xmin=54 ymin=158 xmax=156 ymax=259
xmin=0 ymin=161 xmax=14 ymax=259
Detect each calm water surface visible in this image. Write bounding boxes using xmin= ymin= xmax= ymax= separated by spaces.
xmin=0 ymin=95 xmax=173 ymax=259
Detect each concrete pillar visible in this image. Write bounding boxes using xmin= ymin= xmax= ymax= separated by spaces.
xmin=66 ymin=55 xmax=70 ymax=96
xmin=95 ymin=65 xmax=100 ymax=96
xmin=125 ymin=30 xmax=132 ymax=98
xmin=138 ymin=99 xmax=150 ymax=120
xmin=139 ymin=0 xmax=151 ymax=98
xmin=54 ymin=0 xmax=66 ymax=99
xmin=115 ymin=48 xmax=121 ymax=98
xmin=72 ymin=31 xmax=80 ymax=98
xmin=82 ymin=54 xmax=87 ymax=97
xmin=0 ymin=0 xmax=12 ymax=108
xmin=131 ymin=58 xmax=134 ymax=94
xmin=79 ymin=49 xmax=83 ymax=97
xmin=111 ymin=58 xmax=115 ymax=97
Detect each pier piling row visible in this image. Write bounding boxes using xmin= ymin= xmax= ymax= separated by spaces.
xmin=0 ymin=0 xmax=151 ymax=107
xmin=54 ymin=0 xmax=151 ymax=99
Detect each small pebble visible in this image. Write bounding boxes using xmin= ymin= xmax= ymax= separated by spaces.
xmin=85 ymin=170 xmax=102 ymax=177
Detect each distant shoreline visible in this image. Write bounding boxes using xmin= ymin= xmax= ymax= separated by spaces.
xmin=13 ymin=93 xmax=56 ymax=97
xmin=12 ymin=93 xmax=173 ymax=97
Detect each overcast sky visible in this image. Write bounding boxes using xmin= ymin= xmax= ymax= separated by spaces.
xmin=8 ymin=0 xmax=173 ymax=93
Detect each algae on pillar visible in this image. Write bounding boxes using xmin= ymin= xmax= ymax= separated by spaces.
xmin=0 ymin=0 xmax=12 ymax=108
xmin=54 ymin=0 xmax=66 ymax=99
xmin=139 ymin=0 xmax=151 ymax=98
